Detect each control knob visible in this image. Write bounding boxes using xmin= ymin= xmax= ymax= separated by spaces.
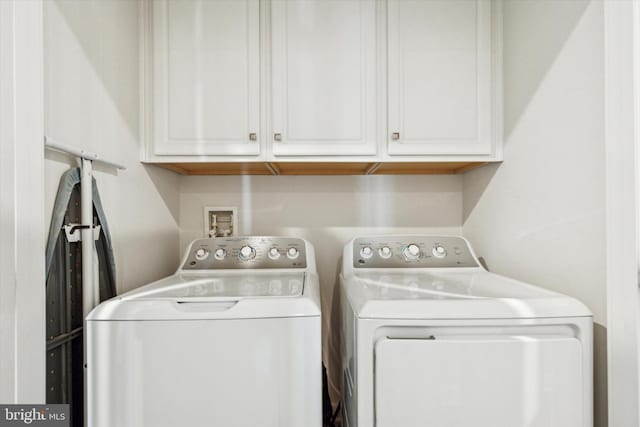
xmin=360 ymin=246 xmax=373 ymax=259
xmin=239 ymin=245 xmax=256 ymax=261
xmin=195 ymin=248 xmax=209 ymax=261
xmin=403 ymin=244 xmax=421 ymax=261
xmin=214 ymin=248 xmax=226 ymax=260
xmin=268 ymin=247 xmax=281 ymax=260
xmin=432 ymin=245 xmax=447 ymax=258
xmin=378 ymin=246 xmax=392 ymax=259
xmin=287 ymin=247 xmax=300 ymax=260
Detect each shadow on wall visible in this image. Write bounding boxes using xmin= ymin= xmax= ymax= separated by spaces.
xmin=464 ymin=0 xmax=590 ymax=221
xmin=51 ymin=0 xmax=139 ymax=137
xmin=462 ymin=162 xmax=499 ymax=222
xmin=502 ymin=0 xmax=591 ymax=141
xmin=145 ymin=165 xmax=181 ymax=224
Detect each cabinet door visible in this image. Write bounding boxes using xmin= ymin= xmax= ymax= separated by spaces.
xmin=388 ymin=0 xmax=495 ymax=155
xmin=151 ymin=0 xmax=260 ymax=156
xmin=271 ymin=0 xmax=378 ymax=156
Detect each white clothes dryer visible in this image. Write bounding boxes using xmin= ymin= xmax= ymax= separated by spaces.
xmin=87 ymin=237 xmax=321 ymax=427
xmin=340 ymin=235 xmax=592 ymax=427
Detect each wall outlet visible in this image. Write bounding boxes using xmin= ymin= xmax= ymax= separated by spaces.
xmin=203 ymin=207 xmax=238 ymax=238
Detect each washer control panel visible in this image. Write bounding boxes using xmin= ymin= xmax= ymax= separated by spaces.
xmin=353 ymin=236 xmax=478 ymax=268
xmin=183 ymin=237 xmax=307 ymax=270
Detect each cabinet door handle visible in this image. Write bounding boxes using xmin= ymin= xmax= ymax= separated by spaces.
xmin=391 ymin=132 xmax=400 ymax=140
xmin=274 ymin=133 xmax=282 ymax=141
xmin=249 ymin=133 xmax=257 ymax=141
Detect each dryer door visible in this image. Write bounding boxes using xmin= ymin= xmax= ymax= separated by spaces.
xmin=375 ymin=334 xmax=583 ymax=427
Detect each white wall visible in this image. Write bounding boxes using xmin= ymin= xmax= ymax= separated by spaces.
xmin=44 ymin=0 xmax=180 ymax=294
xmin=179 ymin=174 xmax=463 ymax=399
xmin=0 ymin=0 xmax=45 ymax=403
xmin=603 ymin=1 xmax=640 ymax=424
xmin=462 ymin=1 xmax=606 ymax=425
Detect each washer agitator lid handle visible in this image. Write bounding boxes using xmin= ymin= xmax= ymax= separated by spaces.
xmin=174 ymin=301 xmax=238 ymax=312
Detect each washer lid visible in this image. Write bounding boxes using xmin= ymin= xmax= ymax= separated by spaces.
xmin=87 ymin=272 xmax=321 ymax=321
xmin=344 ymin=270 xmax=592 ymax=319
xmin=122 ymin=272 xmax=305 ymax=301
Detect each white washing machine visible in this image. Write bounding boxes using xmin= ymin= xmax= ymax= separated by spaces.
xmin=340 ymin=235 xmax=592 ymax=427
xmin=87 ymin=236 xmax=321 ymax=427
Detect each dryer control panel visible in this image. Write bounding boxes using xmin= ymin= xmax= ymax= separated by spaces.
xmin=183 ymin=237 xmax=307 ymax=270
xmin=353 ymin=236 xmax=478 ymax=268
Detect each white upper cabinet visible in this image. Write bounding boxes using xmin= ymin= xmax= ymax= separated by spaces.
xmin=144 ymin=0 xmax=502 ymax=170
xmin=150 ymin=0 xmax=260 ymax=156
xmin=387 ymin=0 xmax=499 ymax=156
xmin=270 ymin=0 xmax=378 ymax=156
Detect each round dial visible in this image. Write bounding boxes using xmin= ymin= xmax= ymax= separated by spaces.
xmin=287 ymin=247 xmax=300 ymax=259
xmin=268 ymin=247 xmax=281 ymax=260
xmin=432 ymin=245 xmax=447 ymax=258
xmin=360 ymin=246 xmax=373 ymax=259
xmin=378 ymin=246 xmax=392 ymax=259
xmin=195 ymin=248 xmax=209 ymax=261
xmin=403 ymin=244 xmax=421 ymax=261
xmin=238 ymin=245 xmax=256 ymax=261
xmin=214 ymin=248 xmax=226 ymax=260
